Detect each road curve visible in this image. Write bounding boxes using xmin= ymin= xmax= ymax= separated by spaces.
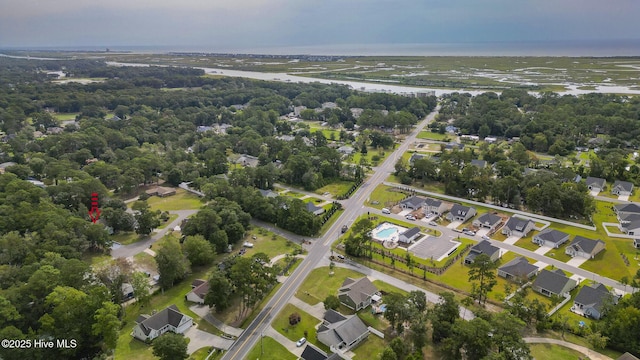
xmin=524 ymin=337 xmax=612 ymax=360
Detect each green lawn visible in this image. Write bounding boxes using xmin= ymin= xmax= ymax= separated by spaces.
xmin=319 ymin=209 xmax=344 ymax=236
xmin=366 ymin=184 xmax=407 ymax=209
xmin=358 ymin=311 xmax=389 ymax=332
xmin=53 ymin=112 xmax=79 ymax=121
xmin=157 ymin=214 xmax=179 ymax=229
xmin=143 ymin=189 xmax=204 ymax=211
xmin=514 ymin=235 xmax=541 ymax=252
xmin=438 ymin=257 xmax=518 ymax=302
xmin=372 ymin=280 xmax=408 ymax=296
xmin=296 ymin=267 xmax=364 ymax=305
xmin=188 ymin=346 xmax=213 ymax=360
xmin=351 ymin=335 xmax=387 ymax=360
xmin=529 ymin=343 xmax=587 ymax=360
xmin=272 ymin=304 xmax=327 ymax=351
xmin=246 ymin=336 xmax=296 ymax=360
xmin=244 ymin=227 xmax=303 ymax=260
xmin=133 ymin=252 xmax=157 ymax=272
xmin=315 ymin=180 xmax=355 ymax=197
xmin=112 ymin=232 xmax=144 ymax=245
xmin=417 ymin=131 xmax=450 ymax=141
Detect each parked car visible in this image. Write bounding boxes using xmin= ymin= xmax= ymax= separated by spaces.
xmin=341 ymin=225 xmax=348 ymax=233
xmin=337 ymin=254 xmax=345 ymax=260
xmin=242 ymin=242 xmax=254 ymax=248
xmin=405 ymin=214 xmax=416 ymax=221
xmin=428 ymin=221 xmax=438 ymax=226
xmin=381 ymin=208 xmax=391 ymax=214
xmin=296 ymin=337 xmax=307 ymax=347
xmin=463 ymin=230 xmax=476 ymax=236
xmin=481 ymin=235 xmax=490 ymax=240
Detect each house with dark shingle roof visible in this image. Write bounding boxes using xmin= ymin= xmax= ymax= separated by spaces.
xmin=585 ymin=177 xmax=606 ymax=192
xmin=611 ymin=180 xmax=634 ymax=196
xmin=186 ymin=280 xmax=209 ymax=304
xmin=300 ymin=343 xmax=341 ymax=360
xmin=409 ymin=153 xmax=426 ymax=165
xmin=614 ymin=203 xmax=640 ymax=218
xmin=565 ymin=236 xmax=605 ymax=259
xmin=258 ymin=189 xmax=279 ymax=198
xmin=305 ymin=201 xmax=326 ymax=216
xmin=338 ymin=277 xmax=379 ymax=311
xmin=131 ymin=304 xmax=193 ymax=341
xmin=470 ymin=159 xmax=488 ymax=169
xmin=533 ymin=229 xmax=570 ymax=248
xmin=472 ymin=213 xmax=502 ymax=231
xmin=502 ymin=217 xmax=535 ymax=237
xmin=573 ymin=283 xmax=617 ymax=320
xmin=621 ymin=220 xmax=640 ymax=236
xmin=532 ymin=269 xmax=577 ymax=297
xmin=497 ymin=257 xmax=539 ymax=281
xmin=399 ymin=196 xmax=425 ymax=210
xmin=317 ymin=309 xmax=369 ymax=353
xmin=446 ymin=204 xmax=476 ymax=223
xmin=398 ymin=227 xmax=421 ymax=244
xmin=424 ymin=198 xmax=447 ymax=216
xmin=464 ymin=240 xmax=501 ymax=265
xmin=618 ymin=353 xmax=640 ymax=360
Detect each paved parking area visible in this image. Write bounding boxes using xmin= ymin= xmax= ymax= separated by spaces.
xmin=408 ymin=235 xmax=461 ymax=261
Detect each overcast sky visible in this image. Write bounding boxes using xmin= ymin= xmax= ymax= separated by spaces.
xmin=0 ymin=0 xmax=638 ymax=51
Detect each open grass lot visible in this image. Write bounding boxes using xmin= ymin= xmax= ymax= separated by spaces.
xmin=529 ymin=343 xmax=588 ymax=360
xmin=246 ymin=227 xmax=303 ymax=260
xmin=372 ymin=280 xmax=409 ymax=296
xmin=315 ymin=180 xmax=354 ymax=198
xmin=358 ymin=310 xmax=388 ymax=333
xmin=351 ymin=146 xmax=392 ymax=167
xmin=144 ymin=189 xmax=204 ymax=211
xmin=366 ymin=184 xmax=408 ymax=209
xmin=351 ymin=335 xmax=386 ymax=360
xmin=188 ymin=346 xmax=213 ymax=360
xmin=157 ymin=213 xmax=179 ymax=229
xmin=296 ymin=267 xmax=364 ymax=305
xmin=246 ymin=336 xmax=296 ymax=360
xmin=53 ymin=112 xmax=79 ymax=121
xmin=84 ymin=252 xmax=111 ymax=267
xmin=417 ymin=131 xmax=450 ymax=141
xmin=133 ymin=252 xmax=157 ymax=272
xmin=273 ymin=304 xmax=328 ymax=352
xmin=112 ymin=231 xmax=144 ymax=245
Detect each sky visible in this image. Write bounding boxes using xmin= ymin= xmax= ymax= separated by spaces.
xmin=0 ymin=0 xmax=639 ymax=52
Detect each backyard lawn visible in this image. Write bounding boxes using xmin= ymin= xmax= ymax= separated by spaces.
xmin=244 ymin=227 xmax=303 ymax=260
xmin=351 ymin=334 xmax=386 ymax=360
xmin=246 ymin=336 xmax=296 ymax=360
xmin=111 ymin=232 xmax=144 ymax=245
xmin=296 ymin=267 xmax=364 ymax=305
xmin=143 ymin=189 xmax=204 ymax=211
xmin=272 ymin=304 xmax=328 ymax=351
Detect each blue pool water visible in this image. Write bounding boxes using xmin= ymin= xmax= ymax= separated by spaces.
xmin=380 ymin=304 xmax=387 ymax=312
xmin=376 ymin=228 xmax=396 ymax=239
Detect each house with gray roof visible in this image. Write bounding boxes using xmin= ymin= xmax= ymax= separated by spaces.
xmin=464 ymin=240 xmax=501 ymax=265
xmin=235 ymin=154 xmax=259 ymax=168
xmin=470 ymin=159 xmax=488 ymax=169
xmin=533 ymin=229 xmax=570 ymax=248
xmin=614 ymin=203 xmax=640 ymax=225
xmin=337 ymin=146 xmax=354 ymax=155
xmin=300 ymin=344 xmax=340 ymax=360
xmin=258 ymin=189 xmax=279 ymax=198
xmin=611 ymin=180 xmax=634 ymax=196
xmin=565 ymin=236 xmax=606 ymax=259
xmin=586 ymin=177 xmax=606 ymax=192
xmin=497 ymin=257 xmax=539 ymax=281
xmin=186 ymin=280 xmax=209 ymax=304
xmin=472 ymin=213 xmax=502 ymax=231
xmin=338 ymin=277 xmax=379 ymax=311
xmin=409 ymin=153 xmax=426 ymax=165
xmin=444 ymin=143 xmax=465 ymax=150
xmin=400 ymin=196 xmax=425 ymax=210
xmin=446 ymin=204 xmax=476 ymax=223
xmin=131 ymin=304 xmax=193 ymax=341
xmin=617 ymin=353 xmax=640 ymax=360
xmin=621 ymin=220 xmax=640 ymax=236
xmin=573 ymin=283 xmax=616 ymax=320
xmin=317 ymin=309 xmax=369 ymax=353
xmin=502 ymin=217 xmax=535 ymax=237
xmin=532 ymin=269 xmax=577 ymax=297
xmin=305 ymin=201 xmax=326 ymax=216
xmin=398 ymin=227 xmax=421 ymax=244
xmin=424 ymin=198 xmax=447 ymax=216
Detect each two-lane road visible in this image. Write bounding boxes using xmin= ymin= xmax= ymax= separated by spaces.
xmin=222 ymin=108 xmax=440 ymax=360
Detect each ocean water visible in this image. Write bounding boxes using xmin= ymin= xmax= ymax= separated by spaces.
xmin=4 ymin=40 xmax=640 ymax=57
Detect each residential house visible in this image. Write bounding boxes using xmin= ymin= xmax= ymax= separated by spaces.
xmin=26 ymin=178 xmax=45 ymax=188
xmin=472 ymin=213 xmax=502 ymax=231
xmin=565 ymin=236 xmax=606 ymax=259
xmin=446 ymin=204 xmax=476 ymax=223
xmin=611 ymin=180 xmax=634 ymax=196
xmin=317 ymin=309 xmax=369 ymax=353
xmin=258 ymin=189 xmax=279 ymax=198
xmin=276 ymin=135 xmax=296 ymax=142
xmin=533 ymin=229 xmax=570 ymax=248
xmin=634 ymin=239 xmax=640 ymax=249
xmin=424 ymin=198 xmax=447 ymax=216
xmin=484 ymin=136 xmax=498 ymax=144
xmin=444 ymin=143 xmax=465 ymax=150
xmin=585 ymin=177 xmax=606 ymax=192
xmin=573 ymin=283 xmax=617 ymax=320
xmin=460 ymin=135 xmax=479 ymax=141
xmin=337 ymin=277 xmax=379 ymax=311
xmin=235 ymin=154 xmax=260 ymax=168
xmin=300 ymin=344 xmax=340 ymax=360
xmin=121 ymin=283 xmax=134 ymax=301
xmin=131 ymin=304 xmax=193 ymax=341
xmin=398 ymin=227 xmax=421 ymax=244
xmin=46 ymin=126 xmax=64 ymax=135
xmin=305 ymin=201 xmax=326 ymax=216
xmin=464 ymin=240 xmax=501 ymax=265
xmin=337 ymin=146 xmax=354 ymax=155
xmin=186 ymin=279 xmax=209 ymax=304
xmin=621 ymin=220 xmax=640 ymax=236
xmin=532 ymin=269 xmax=577 ymax=297
xmin=145 ymin=186 xmax=176 ymax=197
xmin=399 ymin=196 xmax=425 ymax=210
xmin=470 ymin=159 xmax=488 ymax=169
xmin=350 ymin=108 xmax=364 ymax=119
xmin=497 ymin=257 xmax=538 ymax=281
xmin=613 ymin=203 xmax=640 ymax=224
xmin=196 ymin=125 xmax=215 ymax=133
xmin=618 ymin=353 xmax=640 ymax=360
xmin=408 ymin=152 xmax=426 ymax=165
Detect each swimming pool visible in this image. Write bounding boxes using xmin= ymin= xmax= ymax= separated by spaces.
xmin=376 ymin=228 xmax=397 ymax=239
xmin=372 ymin=222 xmax=408 ymax=242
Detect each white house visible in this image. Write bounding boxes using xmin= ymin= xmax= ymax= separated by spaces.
xmin=131 ymin=305 xmax=193 ymax=341
xmin=533 ymin=229 xmax=570 ymax=248
xmin=186 ymin=279 xmax=209 ymax=304
xmin=611 ymin=180 xmax=634 ymax=196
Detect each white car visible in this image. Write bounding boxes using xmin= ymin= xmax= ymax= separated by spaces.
xmin=405 ymin=215 xmax=416 ymax=221
xmin=296 ymin=337 xmax=306 ymax=347
xmin=381 ymin=208 xmax=391 ymax=214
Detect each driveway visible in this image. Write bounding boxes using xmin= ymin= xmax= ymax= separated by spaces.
xmin=398 ymin=210 xmax=411 ymax=216
xmin=184 ymin=327 xmax=235 ymax=354
xmin=475 ymin=228 xmax=490 ymax=237
xmin=590 ymin=189 xmax=600 ymax=196
xmin=566 ymin=257 xmax=589 ymax=267
xmin=619 ymin=195 xmax=630 ymax=201
xmin=447 ymin=221 xmax=462 ymax=229
xmin=503 ymin=236 xmax=521 ymax=245
xmin=534 ymin=245 xmax=552 ymax=255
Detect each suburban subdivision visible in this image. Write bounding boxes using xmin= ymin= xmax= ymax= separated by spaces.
xmin=0 ymin=52 xmax=639 ymax=360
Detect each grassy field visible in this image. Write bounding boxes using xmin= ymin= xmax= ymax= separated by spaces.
xmin=296 ymin=267 xmax=364 ymax=305
xmin=157 ymin=213 xmax=179 ymax=229
xmin=315 ymin=180 xmax=354 ymax=197
xmin=245 ymin=336 xmax=296 ymax=360
xmin=133 ymin=252 xmax=157 ymax=272
xmin=244 ymin=227 xmax=303 ymax=260
xmin=351 ymin=334 xmax=386 ymax=360
xmin=514 ymin=235 xmax=542 ymax=252
xmin=417 ymin=131 xmax=450 ymax=141
xmin=272 ymin=304 xmax=328 ymax=351
xmin=366 ymin=184 xmax=408 ymax=209
xmin=529 ymin=343 xmax=588 ymax=360
xmin=143 ymin=189 xmax=204 ymax=211
xmin=112 ymin=232 xmax=144 ymax=245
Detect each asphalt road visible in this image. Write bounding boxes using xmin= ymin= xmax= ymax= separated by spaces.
xmin=221 ymin=108 xmax=441 ymax=360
